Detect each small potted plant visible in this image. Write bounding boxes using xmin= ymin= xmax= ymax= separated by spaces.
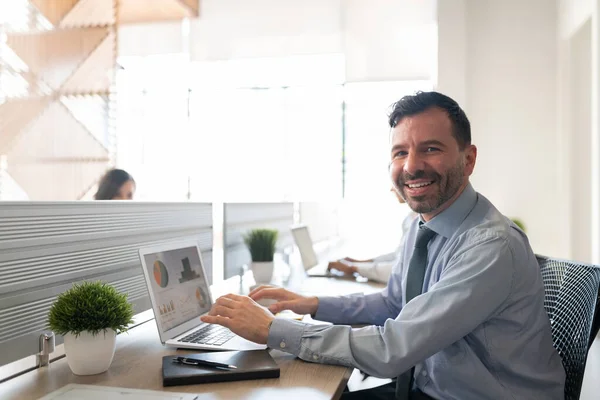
xmin=48 ymin=281 xmax=134 ymax=375
xmin=244 ymin=229 xmax=279 ymax=284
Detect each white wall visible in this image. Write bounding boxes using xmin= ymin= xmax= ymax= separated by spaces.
xmin=438 ymin=0 xmax=563 ymax=258
xmin=557 ymin=0 xmax=598 ymax=264
xmin=559 ymin=0 xmax=593 ymax=39
xmin=436 ymin=0 xmax=466 ymax=106
xmin=568 ymin=20 xmax=593 ymax=263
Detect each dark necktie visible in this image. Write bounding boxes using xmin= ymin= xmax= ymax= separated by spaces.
xmin=395 ymin=224 xmax=436 ymax=400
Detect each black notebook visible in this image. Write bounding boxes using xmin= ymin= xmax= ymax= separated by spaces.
xmin=162 ymin=350 xmax=280 ymax=387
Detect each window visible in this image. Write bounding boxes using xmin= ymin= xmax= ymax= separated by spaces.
xmin=339 ymin=81 xmax=432 ymax=254
xmin=343 ymin=80 xmax=432 ymax=200
xmin=116 ymin=55 xmax=191 ymax=201
xmin=115 ymin=54 xmax=431 ymax=207
xmin=117 ymin=54 xmax=345 ymax=202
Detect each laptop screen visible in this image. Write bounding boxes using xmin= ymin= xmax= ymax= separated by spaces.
xmin=291 ymin=226 xmax=319 ymax=269
xmin=142 ymin=246 xmax=211 ymax=333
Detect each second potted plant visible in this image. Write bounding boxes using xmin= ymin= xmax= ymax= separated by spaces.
xmin=48 ymin=281 xmax=134 ymax=375
xmin=244 ymin=228 xmax=279 ymax=284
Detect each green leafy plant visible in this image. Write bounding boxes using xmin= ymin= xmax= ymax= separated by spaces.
xmin=244 ymin=229 xmax=278 ymax=262
xmin=48 ymin=281 xmax=134 ymax=337
xmin=511 ymin=218 xmax=526 ymax=232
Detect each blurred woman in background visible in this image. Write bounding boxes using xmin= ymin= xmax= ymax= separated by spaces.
xmin=94 ymin=169 xmax=136 ymax=200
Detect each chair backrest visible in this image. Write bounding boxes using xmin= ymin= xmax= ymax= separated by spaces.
xmin=536 ymin=255 xmax=600 ymax=400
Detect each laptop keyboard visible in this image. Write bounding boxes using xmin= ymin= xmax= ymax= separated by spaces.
xmin=178 ymin=324 xmax=235 ymax=346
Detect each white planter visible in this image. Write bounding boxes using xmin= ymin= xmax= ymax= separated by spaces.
xmin=251 ymin=261 xmax=274 ymax=284
xmin=63 ymin=330 xmax=117 ymax=375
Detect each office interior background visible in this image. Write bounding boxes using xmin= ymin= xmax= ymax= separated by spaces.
xmin=2 ymin=0 xmax=596 ymax=266
xmin=2 ymin=0 xmax=600 ymax=396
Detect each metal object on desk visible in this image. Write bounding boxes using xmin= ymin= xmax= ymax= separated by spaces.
xmin=37 ymin=331 xmax=55 ymax=367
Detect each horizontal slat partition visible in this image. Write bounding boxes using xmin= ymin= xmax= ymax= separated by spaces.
xmin=223 ymin=202 xmax=294 ymax=279
xmin=0 ymin=201 xmax=212 ymax=367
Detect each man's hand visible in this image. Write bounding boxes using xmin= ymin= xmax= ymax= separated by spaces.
xmin=327 ymin=261 xmax=358 ymax=276
xmin=200 ymin=293 xmax=274 ymax=344
xmin=248 ymin=285 xmax=319 ymax=315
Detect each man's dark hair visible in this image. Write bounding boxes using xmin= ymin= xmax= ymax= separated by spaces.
xmin=94 ymin=168 xmax=135 ymax=200
xmin=388 ymin=91 xmax=471 ymax=149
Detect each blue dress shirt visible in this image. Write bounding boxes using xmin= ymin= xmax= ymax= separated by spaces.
xmin=268 ymin=183 xmax=565 ymax=399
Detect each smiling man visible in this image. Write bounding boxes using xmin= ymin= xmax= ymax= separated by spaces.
xmin=201 ymin=92 xmax=566 ymax=400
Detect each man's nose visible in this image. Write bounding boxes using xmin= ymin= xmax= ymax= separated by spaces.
xmin=403 ymin=152 xmax=425 ymax=176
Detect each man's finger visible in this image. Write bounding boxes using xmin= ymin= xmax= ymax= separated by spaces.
xmin=249 ymin=288 xmax=275 ymax=301
xmin=209 ymin=305 xmax=235 ymax=317
xmin=250 ymin=287 xmax=288 ymax=301
xmin=220 ymin=293 xmax=244 ymax=302
xmin=269 ymin=300 xmax=294 ymax=314
xmin=200 ymin=315 xmax=232 ymax=328
xmin=248 ymin=285 xmax=273 ymax=297
xmin=215 ymin=296 xmax=238 ymax=308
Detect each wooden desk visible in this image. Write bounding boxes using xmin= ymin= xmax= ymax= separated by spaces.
xmin=0 ymin=320 xmax=351 ymax=400
xmin=0 ymin=275 xmax=385 ymax=400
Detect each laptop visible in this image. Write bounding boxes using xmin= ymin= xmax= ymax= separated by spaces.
xmin=290 ymin=225 xmax=345 ymax=278
xmin=139 ymin=240 xmax=266 ymax=351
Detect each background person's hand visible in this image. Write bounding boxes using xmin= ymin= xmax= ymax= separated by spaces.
xmin=327 ymin=261 xmax=358 ymax=276
xmin=200 ymin=293 xmax=274 ymax=344
xmin=248 ymin=285 xmax=319 ymax=315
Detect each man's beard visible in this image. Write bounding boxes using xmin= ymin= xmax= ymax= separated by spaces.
xmin=395 ymin=158 xmax=465 ymax=215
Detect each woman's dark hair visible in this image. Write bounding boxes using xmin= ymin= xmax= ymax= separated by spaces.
xmin=388 ymin=91 xmax=471 ymax=149
xmin=94 ymin=169 xmax=135 ymax=200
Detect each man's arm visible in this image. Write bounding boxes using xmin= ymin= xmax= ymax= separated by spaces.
xmin=268 ymin=236 xmax=514 ymax=378
xmin=315 ymin=259 xmax=406 ymax=325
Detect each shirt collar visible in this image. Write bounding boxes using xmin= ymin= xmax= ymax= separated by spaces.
xmin=420 ymin=182 xmax=477 ymax=239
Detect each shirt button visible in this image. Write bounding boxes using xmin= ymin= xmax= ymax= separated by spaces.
xmin=422 ymin=370 xmax=428 ymax=376
xmin=313 ymin=355 xmax=318 ymax=360
xmin=279 ymin=340 xmax=286 ymax=349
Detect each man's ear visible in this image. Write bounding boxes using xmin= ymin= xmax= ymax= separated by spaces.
xmin=464 ymin=145 xmax=477 ymax=176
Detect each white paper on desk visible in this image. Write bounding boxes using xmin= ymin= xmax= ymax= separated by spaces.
xmin=38 ymin=384 xmax=199 ymax=400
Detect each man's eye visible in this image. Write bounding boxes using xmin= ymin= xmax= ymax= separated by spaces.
xmin=425 ymin=147 xmax=440 ymax=153
xmin=393 ymin=151 xmax=407 ymax=158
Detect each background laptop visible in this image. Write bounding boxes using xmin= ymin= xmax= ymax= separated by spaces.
xmin=290 ymin=225 xmax=345 ymax=278
xmin=139 ymin=240 xmax=265 ymax=351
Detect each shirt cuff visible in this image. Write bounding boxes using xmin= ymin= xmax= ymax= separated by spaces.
xmin=314 ymin=296 xmax=345 ymax=321
xmin=267 ymin=318 xmax=306 ymax=355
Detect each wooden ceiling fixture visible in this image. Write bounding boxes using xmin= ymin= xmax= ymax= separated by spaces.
xmin=118 ymin=0 xmax=199 ymax=24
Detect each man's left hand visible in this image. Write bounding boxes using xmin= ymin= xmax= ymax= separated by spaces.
xmin=200 ymin=293 xmax=275 ymax=344
xmin=327 ymin=261 xmax=358 ymax=276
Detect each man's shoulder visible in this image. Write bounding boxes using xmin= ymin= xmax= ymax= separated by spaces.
xmin=452 ymin=194 xmax=528 ymax=255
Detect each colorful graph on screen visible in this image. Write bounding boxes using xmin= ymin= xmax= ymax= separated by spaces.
xmin=178 ymin=257 xmax=200 ymax=283
xmin=153 ymin=260 xmax=169 ymax=288
xmin=158 ymin=300 xmax=176 ymax=315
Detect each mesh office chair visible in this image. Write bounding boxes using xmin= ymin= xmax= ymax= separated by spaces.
xmin=537 ymin=255 xmax=600 ymax=400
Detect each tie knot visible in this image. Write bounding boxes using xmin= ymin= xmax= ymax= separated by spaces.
xmin=415 ymin=226 xmax=436 ymax=249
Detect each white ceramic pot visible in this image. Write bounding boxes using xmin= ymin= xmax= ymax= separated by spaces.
xmin=63 ymin=330 xmax=117 ymax=375
xmin=251 ymin=261 xmax=274 ymax=284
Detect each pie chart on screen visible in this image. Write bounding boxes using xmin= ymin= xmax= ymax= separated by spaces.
xmin=153 ymin=260 xmax=169 ymax=288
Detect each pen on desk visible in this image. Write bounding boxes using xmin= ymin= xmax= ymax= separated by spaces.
xmin=173 ymin=356 xmax=237 ymax=370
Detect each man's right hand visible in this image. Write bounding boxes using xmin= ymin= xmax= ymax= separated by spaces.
xmin=248 ymin=285 xmax=319 ymax=315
